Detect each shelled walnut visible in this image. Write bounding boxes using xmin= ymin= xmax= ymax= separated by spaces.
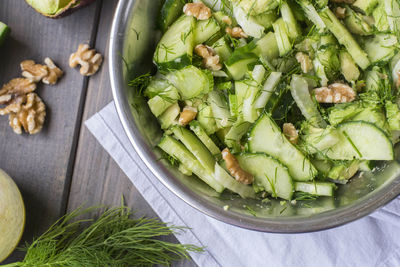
xmin=222 ymin=148 xmax=254 ymax=185
xmin=0 ymin=78 xmax=36 ymax=104
xmin=183 ymin=2 xmax=211 ymax=20
xmin=43 ymin=57 xmax=63 ymax=85
xmin=225 ymin=27 xmax=248 ymax=39
xmin=178 ymin=106 xmax=197 ymax=126
xmin=314 ymin=83 xmax=356 ymax=103
xmin=69 ymin=44 xmax=103 ymax=76
xmin=21 ymin=60 xmax=48 ymax=82
xmin=295 ymin=52 xmax=313 ymax=73
xmin=283 ymin=123 xmax=299 ymax=144
xmin=194 ymin=44 xmax=222 ymax=71
xmin=1 ymin=93 xmax=46 ymax=135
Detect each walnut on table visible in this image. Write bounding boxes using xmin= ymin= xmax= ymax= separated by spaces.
xmin=43 ymin=57 xmax=63 ymax=85
xmin=183 ymin=2 xmax=212 ymax=20
xmin=194 ymin=44 xmax=222 ymax=71
xmin=21 ymin=60 xmax=48 ymax=83
xmin=0 ymin=93 xmax=46 ymax=135
xmin=69 ymin=44 xmax=103 ymax=76
xmin=0 ymin=78 xmax=37 ymax=105
xmin=313 ymin=83 xmax=356 ymax=104
xmin=222 ymin=148 xmax=254 ymax=185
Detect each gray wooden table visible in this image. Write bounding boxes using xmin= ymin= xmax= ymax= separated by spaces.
xmin=0 ymin=1 xmax=195 ymax=265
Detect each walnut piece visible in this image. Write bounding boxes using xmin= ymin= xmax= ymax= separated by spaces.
xmin=222 ymin=148 xmax=254 ymax=185
xmin=335 ymin=7 xmax=346 ymax=19
xmin=178 ymin=106 xmax=197 ymax=126
xmin=194 ymin=44 xmax=222 ymax=71
xmin=0 ymin=78 xmax=37 ymax=104
xmin=283 ymin=123 xmax=299 ymax=144
xmin=314 ymin=83 xmax=356 ymax=103
xmin=295 ymin=52 xmax=313 ymax=73
xmin=183 ymin=2 xmax=211 ymax=20
xmin=225 ymin=27 xmax=248 ymax=39
xmin=222 ymin=16 xmax=232 ymax=25
xmin=21 ymin=60 xmax=48 ymax=83
xmin=43 ymin=57 xmax=63 ymax=85
xmin=6 ymin=93 xmax=46 ymax=135
xmin=69 ymin=44 xmax=103 ymax=76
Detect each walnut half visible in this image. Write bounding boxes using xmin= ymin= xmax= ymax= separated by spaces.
xmin=194 ymin=44 xmax=222 ymax=71
xmin=43 ymin=57 xmax=63 ymax=85
xmin=7 ymin=93 xmax=46 ymax=135
xmin=0 ymin=78 xmax=37 ymax=105
xmin=183 ymin=2 xmax=211 ymax=20
xmin=69 ymin=44 xmax=103 ymax=76
xmin=313 ymin=83 xmax=356 ymax=103
xmin=283 ymin=123 xmax=299 ymax=144
xmin=178 ymin=106 xmax=197 ymax=126
xmin=21 ymin=60 xmax=48 ymax=83
xmin=222 ymin=148 xmax=254 ymax=185
xmin=225 ymin=27 xmax=248 ymax=39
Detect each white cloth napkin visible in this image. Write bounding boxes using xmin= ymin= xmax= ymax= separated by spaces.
xmin=86 ymin=102 xmax=400 ymax=267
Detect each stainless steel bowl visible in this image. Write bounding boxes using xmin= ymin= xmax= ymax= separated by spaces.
xmin=109 ymin=0 xmax=400 ymax=233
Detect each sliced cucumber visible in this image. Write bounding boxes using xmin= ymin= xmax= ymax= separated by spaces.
xmin=253 ymin=32 xmax=279 ymax=61
xmin=214 ymin=163 xmax=256 ymax=198
xmin=254 ymin=72 xmax=282 ymax=109
xmin=225 ymin=51 xmax=259 ymax=80
xmin=353 ymin=0 xmax=379 ymax=15
xmin=154 ymin=15 xmax=195 ymax=70
xmin=158 ymin=135 xmax=224 ymax=193
xmin=159 ymin=0 xmax=186 ymax=32
xmin=233 ymin=4 xmax=265 ymax=38
xmin=225 ymin=120 xmax=251 ymax=148
xmin=197 ymin=103 xmax=218 ymax=135
xmin=148 ymin=96 xmax=176 ymax=117
xmin=248 ymin=114 xmax=317 ymax=181
xmin=385 ymin=0 xmax=400 ymax=40
xmin=158 ymin=103 xmax=180 ymax=129
xmin=319 ymin=8 xmax=370 ymax=70
xmin=297 ymin=0 xmax=326 ymax=31
xmin=364 ymin=34 xmax=398 ymax=64
xmin=172 ymin=126 xmax=216 ymax=174
xmin=207 ymin=90 xmax=233 ymax=128
xmin=189 ymin=121 xmax=221 ymax=157
xmin=290 ymin=75 xmax=326 ymax=128
xmin=242 ymin=80 xmax=261 ymax=123
xmin=252 ymin=11 xmax=278 ymax=29
xmin=273 ymin=18 xmax=292 ymax=56
xmin=340 ymin=51 xmax=360 ymax=82
xmin=179 ymin=163 xmax=193 ymax=176
xmin=166 ymin=66 xmax=213 ymax=100
xmin=212 ymin=36 xmax=232 ymax=62
xmin=280 ymin=1 xmax=301 ymax=40
xmin=0 ymin=21 xmax=10 ymax=46
xmin=326 ymin=121 xmax=394 ymax=160
xmin=294 ymin=182 xmax=336 ymax=197
xmin=194 ymin=18 xmax=221 ymax=45
xmin=236 ymin=153 xmax=294 ymax=200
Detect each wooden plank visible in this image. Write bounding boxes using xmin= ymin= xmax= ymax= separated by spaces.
xmin=0 ymin=0 xmax=101 ymax=262
xmin=67 ymin=1 xmax=196 ymax=266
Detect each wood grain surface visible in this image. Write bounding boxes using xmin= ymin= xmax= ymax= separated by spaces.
xmin=0 ymin=0 xmax=196 ymax=266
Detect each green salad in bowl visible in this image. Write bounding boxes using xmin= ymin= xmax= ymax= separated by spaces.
xmin=128 ymin=0 xmax=400 ymax=209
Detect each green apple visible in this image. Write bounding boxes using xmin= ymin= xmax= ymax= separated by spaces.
xmin=0 ymin=169 xmax=25 ymax=263
xmin=25 ymin=0 xmax=96 ymax=18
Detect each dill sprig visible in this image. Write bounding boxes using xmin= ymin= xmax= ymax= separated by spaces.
xmin=128 ymin=72 xmax=152 ymax=95
xmin=4 ymin=205 xmax=203 ymax=267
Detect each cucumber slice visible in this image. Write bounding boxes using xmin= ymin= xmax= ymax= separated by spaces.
xmin=159 ymin=0 xmax=185 ymax=32
xmin=319 ymin=8 xmax=370 ymax=70
xmin=297 ymin=0 xmax=326 ymax=31
xmin=233 ymin=4 xmax=265 ymax=38
xmin=236 ymin=153 xmax=294 ymax=200
xmin=214 ymin=163 xmax=256 ymax=199
xmin=194 ymin=18 xmax=221 ymax=45
xmin=146 ymin=83 xmax=180 ymax=117
xmin=294 ymin=182 xmax=336 ymax=197
xmin=340 ymin=51 xmax=360 ymax=82
xmin=158 ymin=135 xmax=224 ymax=193
xmin=225 ymin=51 xmax=259 ymax=80
xmin=225 ymin=120 xmax=251 ymax=148
xmin=0 ymin=22 xmax=10 ymax=46
xmin=242 ymin=80 xmax=261 ymax=123
xmin=166 ymin=66 xmax=213 ymax=100
xmin=353 ymin=0 xmax=378 ymax=15
xmin=158 ymin=103 xmax=180 ymax=129
xmin=147 ymin=96 xmax=176 ymax=117
xmin=197 ymin=103 xmax=218 ymax=135
xmin=273 ymin=18 xmax=292 ymax=56
xmin=254 ymin=72 xmax=282 ymax=109
xmin=189 ymin=121 xmax=221 ymax=157
xmin=154 ymin=15 xmax=195 ymax=70
xmin=235 ymin=79 xmax=251 ymax=115
xmin=172 ymin=126 xmax=216 ymax=174
xmin=247 ymin=114 xmax=317 ymax=181
xmin=252 ymin=11 xmax=278 ymax=29
xmin=179 ymin=163 xmax=193 ymax=176
xmin=253 ymin=32 xmax=279 ymax=61
xmin=364 ymin=34 xmax=398 ymax=64
xmin=290 ymin=75 xmax=326 ymax=128
xmin=326 ymin=121 xmax=394 ymax=160
xmin=280 ymin=1 xmax=301 ymax=40
xmin=385 ymin=0 xmax=400 ymax=40
xmin=212 ymin=37 xmax=232 ymax=62
xmin=208 ymin=90 xmax=233 ymax=128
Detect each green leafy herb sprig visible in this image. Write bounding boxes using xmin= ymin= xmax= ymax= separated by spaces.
xmin=4 ymin=205 xmax=203 ymax=267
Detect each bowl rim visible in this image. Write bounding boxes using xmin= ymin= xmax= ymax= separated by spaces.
xmin=109 ymin=0 xmax=400 ymax=233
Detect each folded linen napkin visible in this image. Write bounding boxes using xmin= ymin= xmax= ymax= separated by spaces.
xmin=86 ymin=102 xmax=400 ymax=267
